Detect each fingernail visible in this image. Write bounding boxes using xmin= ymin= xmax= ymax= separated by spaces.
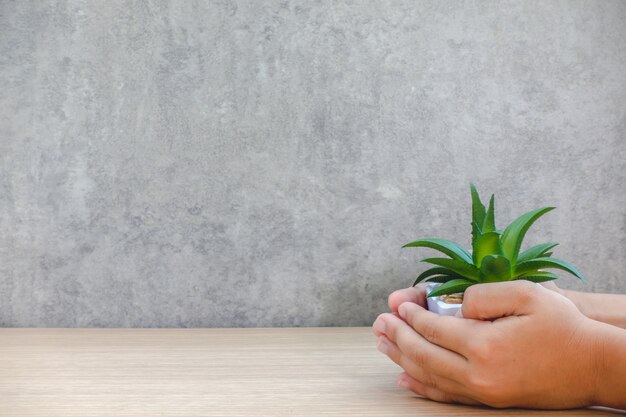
xmin=398 ymin=303 xmax=407 ymax=318
xmin=373 ymin=318 xmax=386 ymax=334
xmin=377 ymin=337 xmax=389 ymax=354
xmin=397 ymin=377 xmax=410 ymax=389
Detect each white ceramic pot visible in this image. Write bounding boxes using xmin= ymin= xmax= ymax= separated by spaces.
xmin=426 ymin=283 xmax=462 ymax=316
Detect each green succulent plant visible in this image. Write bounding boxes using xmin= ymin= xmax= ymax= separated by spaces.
xmin=403 ymin=184 xmax=587 ymax=298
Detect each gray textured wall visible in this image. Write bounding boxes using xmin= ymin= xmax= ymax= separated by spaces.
xmin=1 ymin=1 xmax=625 ymax=327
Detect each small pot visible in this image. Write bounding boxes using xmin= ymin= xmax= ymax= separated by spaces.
xmin=426 ymin=283 xmax=463 ymax=316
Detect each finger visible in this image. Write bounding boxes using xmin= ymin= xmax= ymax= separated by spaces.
xmin=388 ymin=285 xmax=428 ymax=312
xmin=398 ymin=301 xmax=481 ymax=356
xmin=381 ymin=313 xmax=469 ymax=381
xmin=461 ymin=281 xmax=540 ymax=320
xmin=377 ymin=335 xmax=468 ymax=397
xmin=397 ymin=372 xmax=480 ymax=405
xmin=372 ymin=313 xmax=388 ymax=337
xmin=388 ymin=286 xmax=428 ymax=312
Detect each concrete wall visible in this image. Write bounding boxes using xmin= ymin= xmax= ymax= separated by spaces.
xmin=1 ymin=0 xmax=625 ymax=327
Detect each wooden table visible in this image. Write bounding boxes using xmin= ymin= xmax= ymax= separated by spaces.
xmin=0 ymin=327 xmax=622 ymax=416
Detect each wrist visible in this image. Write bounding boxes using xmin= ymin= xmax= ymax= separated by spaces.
xmin=586 ymin=319 xmax=626 ymax=408
xmin=585 ymin=319 xmax=606 ymax=407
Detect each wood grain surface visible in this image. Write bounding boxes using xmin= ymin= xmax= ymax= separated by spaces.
xmin=0 ymin=327 xmax=622 ymax=416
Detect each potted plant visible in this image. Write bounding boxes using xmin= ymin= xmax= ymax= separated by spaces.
xmin=403 ymin=184 xmax=587 ymax=316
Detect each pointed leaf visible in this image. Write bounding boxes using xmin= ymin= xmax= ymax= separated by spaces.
xmin=470 ymin=184 xmax=486 ymax=245
xmin=483 ymin=194 xmax=496 ymax=233
xmin=520 ymin=275 xmax=558 ymax=283
xmin=403 ymin=238 xmax=472 ymax=263
xmin=472 ymin=221 xmax=482 ymax=247
xmin=421 ymin=258 xmax=480 ymax=281
xmin=427 ymin=279 xmax=475 ymax=298
xmin=413 ymin=267 xmax=460 ymax=286
xmin=424 ymin=275 xmax=457 ymax=283
xmin=472 ymin=232 xmax=502 ymax=266
xmin=517 ymin=242 xmax=559 ymax=263
xmin=514 ymin=272 xmax=559 ymax=283
xmin=500 ymin=207 xmax=555 ymax=265
xmin=479 ymin=254 xmax=511 ymax=282
xmin=470 ymin=184 xmax=486 ymax=223
xmin=516 ymin=270 xmax=558 ymax=278
xmin=514 ymin=257 xmax=587 ymax=283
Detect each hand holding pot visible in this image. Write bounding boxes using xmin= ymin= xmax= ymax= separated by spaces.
xmin=373 ymin=280 xmax=626 ymax=409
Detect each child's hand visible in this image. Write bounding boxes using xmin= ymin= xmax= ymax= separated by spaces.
xmin=373 ymin=281 xmax=606 ymax=408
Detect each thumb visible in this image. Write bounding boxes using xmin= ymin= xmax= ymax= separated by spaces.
xmin=461 ymin=281 xmax=540 ymax=320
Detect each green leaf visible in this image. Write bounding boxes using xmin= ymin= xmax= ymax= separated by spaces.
xmin=403 ymin=238 xmax=472 ymax=263
xmin=483 ymin=194 xmax=496 ymax=233
xmin=517 ymin=242 xmax=559 ymax=263
xmin=479 ymin=254 xmax=511 ymax=282
xmin=500 ymin=207 xmax=555 ymax=265
xmin=514 ymin=272 xmax=559 ymax=283
xmin=472 ymin=221 xmax=482 ymax=246
xmin=427 ymin=279 xmax=475 ymax=298
xmin=413 ymin=267 xmax=460 ymax=286
xmin=514 ymin=257 xmax=587 ymax=283
xmin=472 ymin=232 xmax=502 ymax=266
xmin=470 ymin=184 xmax=486 ymax=245
xmin=470 ymin=184 xmax=486 ymax=225
xmin=421 ymin=258 xmax=480 ymax=281
xmin=424 ymin=275 xmax=457 ymax=283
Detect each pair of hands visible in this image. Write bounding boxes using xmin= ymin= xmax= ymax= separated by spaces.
xmin=372 ymin=281 xmax=604 ymax=409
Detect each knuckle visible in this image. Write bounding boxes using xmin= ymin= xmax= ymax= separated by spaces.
xmin=515 ymin=280 xmax=538 ymax=301
xmin=468 ymin=340 xmax=489 ymax=361
xmin=467 ymin=373 xmax=500 ymax=403
xmin=471 ymin=335 xmax=497 ymax=361
xmin=466 ymin=370 xmax=512 ymax=408
xmin=420 ymin=320 xmax=439 ymax=345
xmin=467 ymin=371 xmax=492 ymax=393
xmin=411 ymin=346 xmax=428 ymax=369
xmin=420 ymin=369 xmax=439 ymax=390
